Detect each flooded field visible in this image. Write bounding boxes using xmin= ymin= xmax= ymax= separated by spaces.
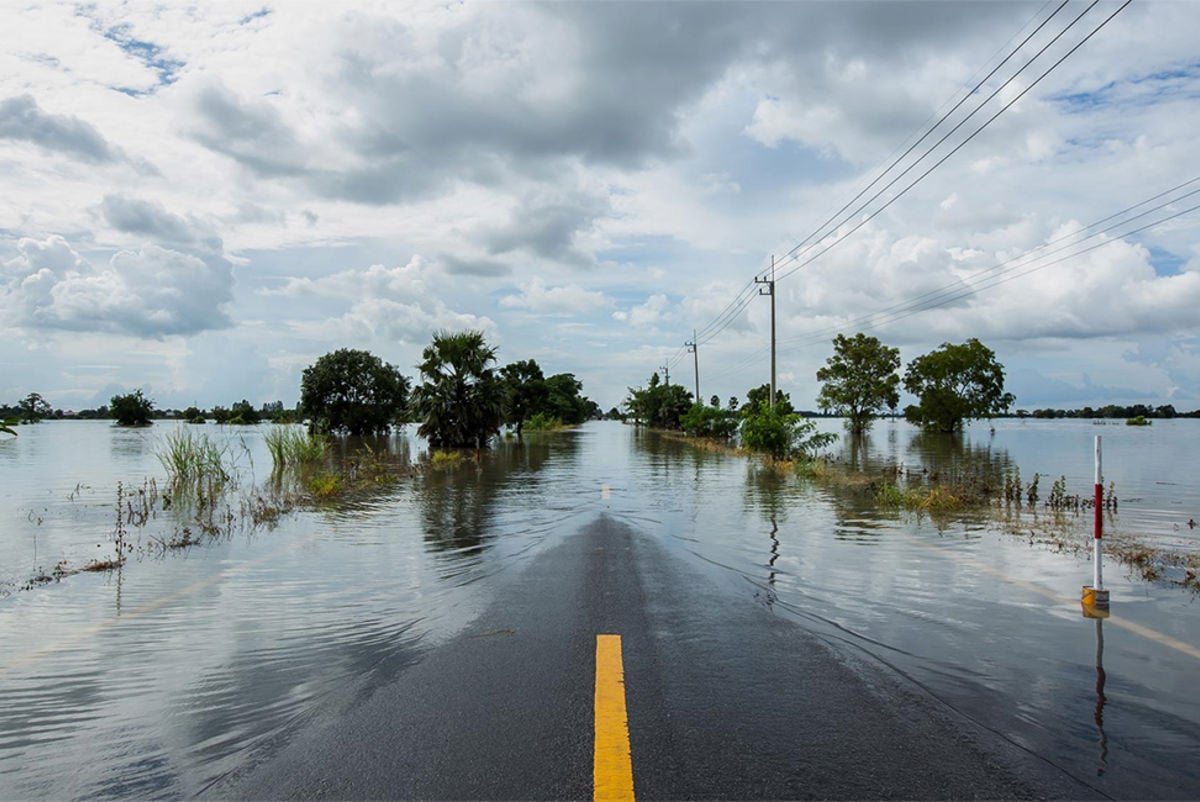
xmin=1 ymin=419 xmax=1198 ymax=798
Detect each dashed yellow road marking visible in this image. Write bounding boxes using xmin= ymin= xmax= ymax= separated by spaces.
xmin=594 ymin=634 xmax=635 ymax=801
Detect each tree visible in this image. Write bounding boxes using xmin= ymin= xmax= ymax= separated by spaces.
xmin=300 ymin=348 xmax=410 ymax=436
xmin=745 ymin=384 xmax=794 ymax=415
xmin=624 ymin=372 xmax=693 ymax=429
xmin=816 ymin=333 xmax=901 ymax=434
xmin=680 ymin=401 xmax=739 ymax=439
xmin=739 ymin=400 xmax=835 ymax=460
xmin=500 ymin=359 xmax=548 ymax=438
xmin=903 ymin=339 xmax=1015 ymax=433
xmin=412 ymin=330 xmax=503 ymax=449
xmin=110 ymin=390 xmax=155 ymax=426
xmin=544 ymin=373 xmax=592 ymax=425
xmin=19 ymin=392 xmax=52 ymax=423
xmin=229 ymin=399 xmax=261 ymax=425
xmin=182 ymin=405 xmax=206 ymax=424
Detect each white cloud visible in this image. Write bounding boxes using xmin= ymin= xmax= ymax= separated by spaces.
xmin=2 ymin=235 xmax=233 ymax=337
xmin=499 ymin=277 xmax=610 ymax=315
xmin=1 ymin=1 xmax=1199 ymax=412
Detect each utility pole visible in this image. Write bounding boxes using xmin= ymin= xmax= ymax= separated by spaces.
xmin=660 ymin=364 xmax=670 ymax=388
xmin=755 ymin=255 xmax=777 ymax=409
xmin=685 ymin=330 xmax=700 ymax=403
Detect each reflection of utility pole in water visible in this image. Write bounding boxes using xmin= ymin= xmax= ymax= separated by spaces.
xmin=1093 ymin=617 xmax=1109 ymax=774
xmin=768 ymin=518 xmax=780 ymax=597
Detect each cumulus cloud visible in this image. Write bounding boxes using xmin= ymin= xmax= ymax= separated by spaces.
xmin=263 ymin=254 xmax=494 ymax=345
xmin=614 ymin=293 xmax=674 ymax=328
xmin=99 ymin=195 xmax=210 ymax=248
xmin=292 ymin=297 xmax=495 ymax=346
xmin=262 ymin=256 xmax=430 ymax=300
xmin=481 ymin=189 xmax=609 ymax=266
xmin=440 ymin=255 xmax=511 ymax=278
xmin=499 ymin=277 xmax=610 ymax=315
xmin=0 ymin=94 xmax=121 ymax=163
xmin=2 ymin=235 xmax=233 ymax=336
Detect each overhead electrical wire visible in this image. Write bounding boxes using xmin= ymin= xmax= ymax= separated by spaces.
xmin=771 ymin=0 xmax=1131 ymax=287
xmin=653 ymin=0 xmax=1144 ymax=395
xmin=679 ymin=0 xmax=1125 ymax=359
xmin=759 ymin=0 xmax=1075 ymax=283
xmin=775 ymin=177 xmax=1200 ymax=350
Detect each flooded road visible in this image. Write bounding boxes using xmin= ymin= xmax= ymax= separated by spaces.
xmin=1 ymin=421 xmax=1199 ymax=798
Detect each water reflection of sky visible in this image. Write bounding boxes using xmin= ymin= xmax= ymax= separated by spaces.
xmin=0 ymin=421 xmax=1197 ymax=798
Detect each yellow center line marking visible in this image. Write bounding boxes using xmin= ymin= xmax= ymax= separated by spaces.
xmin=594 ymin=634 xmax=635 ymax=801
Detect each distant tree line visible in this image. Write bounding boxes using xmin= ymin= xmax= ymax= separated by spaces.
xmin=0 ymin=394 xmax=303 ymax=425
xmin=4 ymin=330 xmax=601 ymax=450
xmin=299 ymin=331 xmax=600 ymax=448
xmin=1013 ymin=404 xmax=1195 ymax=419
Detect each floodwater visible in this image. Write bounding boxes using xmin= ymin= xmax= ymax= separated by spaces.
xmin=1 ymin=419 xmax=1198 ymax=799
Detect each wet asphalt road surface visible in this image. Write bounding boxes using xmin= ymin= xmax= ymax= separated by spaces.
xmin=212 ymin=515 xmax=1102 ymax=800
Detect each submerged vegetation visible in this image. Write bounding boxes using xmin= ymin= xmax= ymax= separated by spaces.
xmin=263 ymin=425 xmax=327 ymax=469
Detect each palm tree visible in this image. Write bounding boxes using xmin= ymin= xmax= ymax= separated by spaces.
xmin=412 ymin=330 xmax=503 ymax=450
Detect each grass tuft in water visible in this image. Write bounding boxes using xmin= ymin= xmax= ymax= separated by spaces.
xmin=264 ymin=425 xmax=327 ymax=470
xmin=157 ymin=428 xmax=232 ymax=487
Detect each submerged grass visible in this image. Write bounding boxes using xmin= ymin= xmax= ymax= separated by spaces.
xmin=157 ymin=428 xmax=233 ymax=487
xmin=264 ymin=425 xmax=327 ymax=469
xmin=668 ymin=428 xmax=1200 ymax=594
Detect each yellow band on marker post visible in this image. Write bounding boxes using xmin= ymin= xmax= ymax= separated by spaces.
xmin=594 ymin=634 xmax=635 ymax=801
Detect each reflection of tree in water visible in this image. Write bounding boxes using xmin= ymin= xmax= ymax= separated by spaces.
xmin=417 ymin=436 xmax=566 ymax=558
xmin=906 ymin=430 xmax=1012 ymax=497
xmin=327 ymin=432 xmax=412 ymax=471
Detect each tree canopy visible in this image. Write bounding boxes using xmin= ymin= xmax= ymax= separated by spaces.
xmin=745 ymin=384 xmax=794 ymax=415
xmin=739 ymin=400 xmax=835 ymax=460
xmin=623 ymin=372 xmax=694 ymax=429
xmin=111 ymin=390 xmax=155 ymax=427
xmin=412 ymin=330 xmax=503 ymax=449
xmin=903 ymin=339 xmax=1014 ymax=432
xmin=19 ymin=392 xmax=52 ymax=423
xmin=300 ymin=348 xmax=410 ymax=436
xmin=500 ymin=359 xmax=548 ymax=438
xmin=816 ymin=332 xmax=901 ymax=434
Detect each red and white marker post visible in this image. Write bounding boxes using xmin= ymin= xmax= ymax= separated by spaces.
xmin=1083 ymin=435 xmax=1111 ymax=611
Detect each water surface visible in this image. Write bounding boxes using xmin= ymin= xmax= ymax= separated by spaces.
xmin=1 ymin=420 xmax=1198 ymax=798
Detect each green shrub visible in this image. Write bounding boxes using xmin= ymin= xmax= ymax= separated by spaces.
xmin=739 ymin=401 xmax=835 ymax=460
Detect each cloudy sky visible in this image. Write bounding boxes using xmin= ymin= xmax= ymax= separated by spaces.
xmin=2 ymin=0 xmax=1198 ymax=414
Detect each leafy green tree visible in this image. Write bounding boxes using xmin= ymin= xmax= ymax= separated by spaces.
xmin=624 ymin=372 xmax=694 ymax=429
xmin=412 ymin=330 xmax=503 ymax=449
xmin=110 ymin=390 xmax=155 ymax=426
xmin=229 ymin=399 xmax=261 ymax=425
xmin=816 ymin=333 xmax=901 ymax=434
xmin=739 ymin=400 xmax=835 ymax=460
xmin=183 ymin=405 xmax=206 ymax=424
xmin=19 ymin=392 xmax=52 ymax=423
xmin=500 ymin=359 xmax=548 ymax=438
xmin=745 ymin=384 xmax=794 ymax=415
xmin=544 ymin=373 xmax=593 ymax=425
xmin=903 ymin=339 xmax=1015 ymax=433
xmin=680 ymin=402 xmax=739 ymax=439
xmin=301 ymin=348 xmax=410 ymax=436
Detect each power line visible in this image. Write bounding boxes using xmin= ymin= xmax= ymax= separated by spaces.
xmin=775 ymin=182 xmax=1200 ymax=350
xmin=765 ymin=0 xmax=1075 ymax=281
xmin=773 ymin=0 xmax=1131 ymax=286
xmin=683 ymin=0 xmax=1121 ymax=351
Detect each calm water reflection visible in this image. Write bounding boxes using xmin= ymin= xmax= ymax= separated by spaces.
xmin=0 ymin=420 xmax=1198 ymax=798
